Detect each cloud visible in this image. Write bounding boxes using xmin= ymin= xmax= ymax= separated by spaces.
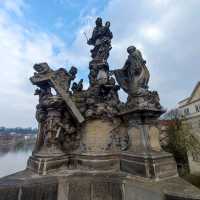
xmin=96 ymin=0 xmax=200 ymax=109
xmin=0 ymin=9 xmax=76 ymax=127
xmin=0 ymin=0 xmax=26 ymax=16
xmin=1 ymin=0 xmax=200 ymax=127
xmin=140 ymin=25 xmax=164 ymax=43
xmin=0 ymin=1 xmax=98 ymax=127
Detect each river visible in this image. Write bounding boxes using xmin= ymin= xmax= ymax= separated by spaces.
xmin=0 ymin=150 xmax=32 ymax=178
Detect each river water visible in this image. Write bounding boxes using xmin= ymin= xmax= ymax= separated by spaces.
xmin=0 ymin=151 xmax=32 ymax=178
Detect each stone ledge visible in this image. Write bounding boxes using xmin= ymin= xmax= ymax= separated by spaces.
xmin=0 ymin=170 xmax=200 ymax=200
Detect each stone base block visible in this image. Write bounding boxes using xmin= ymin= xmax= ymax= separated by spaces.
xmin=1 ymin=171 xmax=200 ymax=200
xmin=27 ymin=155 xmax=69 ymax=175
xmin=121 ymin=151 xmax=178 ymax=180
xmin=71 ymin=153 xmax=120 ymax=171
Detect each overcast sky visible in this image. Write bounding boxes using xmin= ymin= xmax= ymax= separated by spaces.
xmin=0 ymin=0 xmax=199 ymax=127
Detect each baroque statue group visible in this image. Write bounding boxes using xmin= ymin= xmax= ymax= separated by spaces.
xmin=2 ymin=17 xmax=200 ymax=200
xmin=27 ymin=17 xmax=177 ymax=180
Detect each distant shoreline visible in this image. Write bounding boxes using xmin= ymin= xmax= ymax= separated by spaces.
xmin=0 ymin=133 xmax=36 ymax=155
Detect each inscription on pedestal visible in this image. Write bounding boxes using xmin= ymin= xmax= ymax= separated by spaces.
xmin=81 ymin=119 xmax=119 ymax=153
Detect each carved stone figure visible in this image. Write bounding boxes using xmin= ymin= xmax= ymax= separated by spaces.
xmin=30 ymin=63 xmax=85 ymax=155
xmin=26 ymin=17 xmax=177 ymax=183
xmin=33 ymin=62 xmax=52 ymax=74
xmin=67 ymin=66 xmax=78 ymax=87
xmin=33 ymin=88 xmax=50 ymax=152
xmin=30 ymin=63 xmax=84 ymax=123
xmin=52 ymin=66 xmax=77 ymax=92
xmin=87 ymin=17 xmax=113 ymax=86
xmin=87 ymin=17 xmax=104 ymax=46
xmin=30 ymin=19 xmax=161 ymax=162
xmin=87 ymin=18 xmax=112 ymax=61
xmin=112 ymin=46 xmax=150 ymax=96
xmin=71 ymin=79 xmax=83 ymax=93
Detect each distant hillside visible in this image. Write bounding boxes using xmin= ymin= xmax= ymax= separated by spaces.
xmin=0 ymin=127 xmax=37 ymax=135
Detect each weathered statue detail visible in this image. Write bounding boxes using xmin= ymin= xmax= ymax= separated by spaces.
xmin=113 ymin=46 xmax=150 ymax=95
xmin=33 ymin=63 xmax=78 ymax=92
xmin=30 ymin=63 xmax=84 ymax=155
xmin=27 ymin=18 xmax=174 ymax=181
xmin=30 ymin=19 xmax=162 ymax=158
xmin=71 ymin=79 xmax=83 ymax=93
xmin=87 ymin=17 xmax=113 ymax=61
xmin=87 ymin=17 xmax=113 ymax=86
xmin=30 ymin=18 xmax=163 ymax=159
xmin=112 ymin=46 xmax=161 ymax=109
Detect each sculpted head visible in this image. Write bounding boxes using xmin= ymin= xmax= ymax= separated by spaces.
xmin=33 ymin=63 xmax=50 ymax=74
xmin=105 ymin=21 xmax=110 ymax=28
xmin=127 ymin=46 xmax=136 ymax=54
xmin=109 ymin=77 xmax=115 ymax=85
xmin=96 ymin=17 xmax=102 ymax=26
xmin=69 ymin=66 xmax=78 ymax=76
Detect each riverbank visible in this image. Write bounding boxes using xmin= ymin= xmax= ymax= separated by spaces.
xmin=0 ymin=134 xmax=36 ymax=154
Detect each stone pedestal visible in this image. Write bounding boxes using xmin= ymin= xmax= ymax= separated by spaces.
xmin=27 ymin=155 xmax=68 ymax=175
xmin=27 ymin=101 xmax=69 ymax=175
xmin=1 ymin=170 xmax=200 ymax=200
xmin=121 ymin=152 xmax=177 ymax=180
xmin=71 ymin=153 xmax=120 ymax=171
xmin=72 ymin=118 xmax=121 ymax=171
xmin=120 ymin=108 xmax=178 ymax=180
xmin=27 ymin=145 xmax=68 ymax=175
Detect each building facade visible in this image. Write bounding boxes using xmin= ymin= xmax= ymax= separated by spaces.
xmin=178 ymin=82 xmax=200 ymax=174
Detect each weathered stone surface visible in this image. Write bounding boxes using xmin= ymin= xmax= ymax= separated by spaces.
xmin=30 ymin=63 xmax=84 ymax=124
xmin=68 ymin=181 xmax=91 ymax=200
xmin=27 ymin=155 xmax=69 ymax=175
xmin=149 ymin=126 xmax=161 ymax=151
xmin=0 ymin=181 xmax=20 ymax=200
xmin=0 ymin=174 xmax=58 ymax=200
xmin=0 ymin=171 xmax=200 ymax=200
xmin=121 ymin=152 xmax=178 ymax=180
xmin=79 ymin=119 xmax=120 ymax=153
xmin=20 ymin=180 xmax=57 ymax=200
xmin=124 ymin=183 xmax=163 ymax=200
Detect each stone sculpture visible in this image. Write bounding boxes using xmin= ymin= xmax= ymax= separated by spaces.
xmin=112 ymin=46 xmax=149 ymax=94
xmin=26 ymin=17 xmax=177 ymax=180
xmin=112 ymin=46 xmax=162 ymax=110
xmin=87 ymin=17 xmax=113 ymax=87
xmin=1 ymin=17 xmax=200 ymax=200
xmin=87 ymin=17 xmax=113 ymax=61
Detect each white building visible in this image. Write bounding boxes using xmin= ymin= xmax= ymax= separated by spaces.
xmin=178 ymin=82 xmax=200 ymax=174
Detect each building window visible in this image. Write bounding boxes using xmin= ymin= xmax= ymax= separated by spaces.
xmin=195 ymin=105 xmax=200 ymax=113
xmin=184 ymin=108 xmax=190 ymax=115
